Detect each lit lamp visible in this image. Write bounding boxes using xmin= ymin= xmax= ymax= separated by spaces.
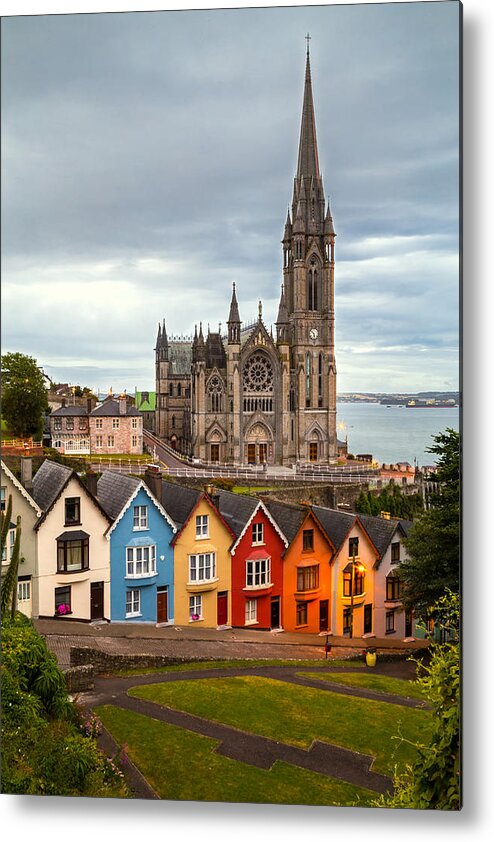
xmin=349 ymin=550 xmax=365 ymax=639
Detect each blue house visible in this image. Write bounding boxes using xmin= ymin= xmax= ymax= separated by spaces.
xmin=97 ymin=470 xmax=176 ymax=624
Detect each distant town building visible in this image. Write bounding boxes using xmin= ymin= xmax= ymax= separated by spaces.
xmin=49 ymin=393 xmax=143 ymax=456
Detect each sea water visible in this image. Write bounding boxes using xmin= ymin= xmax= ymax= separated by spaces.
xmin=336 ymin=401 xmax=460 ymax=467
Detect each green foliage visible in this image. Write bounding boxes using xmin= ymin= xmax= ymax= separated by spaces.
xmin=355 ymin=483 xmax=423 ymax=520
xmin=399 ymin=429 xmax=460 ymax=616
xmin=1 ymin=352 xmax=49 ymax=438
xmin=1 ymin=494 xmax=23 ymax=618
xmin=374 ymin=592 xmax=460 ymax=810
xmin=212 ymin=477 xmax=235 ymax=491
xmin=1 ymin=614 xmax=129 ymax=797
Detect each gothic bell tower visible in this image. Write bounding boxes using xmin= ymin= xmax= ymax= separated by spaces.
xmin=283 ymin=38 xmax=337 ymax=462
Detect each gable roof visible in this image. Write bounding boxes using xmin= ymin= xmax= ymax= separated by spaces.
xmin=356 ymin=514 xmax=402 ymax=559
xmin=97 ymin=470 xmax=177 ymax=535
xmin=32 ymin=460 xmax=73 ymax=512
xmin=311 ymin=506 xmax=356 ymax=553
xmin=97 ymin=471 xmax=141 ymax=521
xmin=0 ymin=460 xmax=42 ymax=518
xmin=160 ymin=480 xmax=202 ymax=530
xmin=213 ymin=489 xmax=259 ymax=539
xmin=264 ymin=500 xmax=308 ymax=546
xmin=90 ymin=399 xmax=140 ymax=417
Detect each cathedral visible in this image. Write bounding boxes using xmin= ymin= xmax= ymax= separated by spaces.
xmin=155 ymin=45 xmax=337 ymax=466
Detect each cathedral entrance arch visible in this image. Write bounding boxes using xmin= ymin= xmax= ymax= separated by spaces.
xmin=244 ymin=422 xmax=274 ymax=465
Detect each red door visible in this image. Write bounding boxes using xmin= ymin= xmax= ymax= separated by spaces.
xmin=217 ymin=592 xmax=228 ymax=626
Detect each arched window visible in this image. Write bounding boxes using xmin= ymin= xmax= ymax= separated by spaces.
xmin=318 ymin=353 xmax=323 ymax=407
xmin=169 ymin=383 xmax=173 ymax=396
xmin=207 ymin=375 xmax=223 ymax=413
xmin=171 ymin=415 xmax=176 ymax=429
xmin=306 ymin=353 xmax=311 ymax=408
xmin=177 ymin=383 xmax=182 ymax=397
xmin=307 ymin=257 xmax=319 ymax=311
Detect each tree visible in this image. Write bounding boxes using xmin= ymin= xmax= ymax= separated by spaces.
xmin=399 ymin=428 xmax=460 ymax=617
xmin=375 ymin=591 xmax=460 ymax=810
xmin=0 ymin=493 xmax=22 ymax=618
xmin=1 ymin=352 xmax=48 ymax=438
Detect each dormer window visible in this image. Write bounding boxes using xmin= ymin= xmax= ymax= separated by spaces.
xmin=252 ymin=522 xmax=264 ymax=545
xmin=349 ymin=537 xmax=359 ymax=558
xmin=196 ymin=514 xmax=209 ymax=539
xmin=65 ymin=497 xmax=80 ymax=525
xmin=133 ymin=505 xmax=148 ymax=530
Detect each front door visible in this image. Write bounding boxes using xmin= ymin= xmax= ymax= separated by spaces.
xmin=90 ymin=581 xmax=104 ymax=620
xmin=364 ymin=603 xmax=373 ymax=634
xmin=157 ymin=588 xmax=168 ymax=624
xmin=309 ymin=442 xmax=318 ymax=462
xmin=247 ymin=444 xmax=256 ymax=464
xmin=217 ymin=591 xmax=228 ymax=626
xmin=270 ymin=596 xmax=280 ymax=629
xmin=210 ymin=444 xmax=220 ymax=463
xmin=319 ymin=599 xmax=329 ymax=632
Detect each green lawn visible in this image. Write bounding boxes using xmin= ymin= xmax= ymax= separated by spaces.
xmin=115 ymin=658 xmax=364 ymax=676
xmin=96 ymin=705 xmax=377 ymax=806
xmin=298 ymin=672 xmax=426 ymax=701
xmin=129 ymin=675 xmax=432 ymax=776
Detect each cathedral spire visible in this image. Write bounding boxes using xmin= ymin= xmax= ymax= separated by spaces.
xmin=276 ymin=283 xmax=289 ymax=325
xmin=227 ymin=281 xmax=241 ymax=344
xmin=296 ymin=39 xmax=320 ymax=182
xmin=161 ymin=318 xmax=169 ymax=349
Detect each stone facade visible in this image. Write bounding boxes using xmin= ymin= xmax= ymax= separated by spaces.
xmin=50 ymin=394 xmax=143 ymax=456
xmin=155 ymin=48 xmax=337 ymax=466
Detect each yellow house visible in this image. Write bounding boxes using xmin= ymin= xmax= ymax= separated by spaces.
xmin=170 ymin=491 xmax=235 ymax=628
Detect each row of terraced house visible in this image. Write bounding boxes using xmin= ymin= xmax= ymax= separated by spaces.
xmin=1 ymin=456 xmax=414 ymax=640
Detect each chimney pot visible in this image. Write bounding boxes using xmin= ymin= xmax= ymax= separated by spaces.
xmin=61 ymin=398 xmax=66 ymax=408
xmin=143 ymin=466 xmax=162 ymax=501
xmin=85 ymin=470 xmax=98 ymax=497
xmin=20 ymin=456 xmax=33 ymax=491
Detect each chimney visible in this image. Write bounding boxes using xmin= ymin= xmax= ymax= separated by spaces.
xmin=144 ymin=466 xmax=162 ymax=501
xmin=85 ymin=469 xmax=98 ymax=497
xmin=87 ymin=397 xmax=94 ymax=413
xmin=119 ymin=392 xmax=127 ymax=415
xmin=205 ymin=484 xmax=220 ymax=511
xmin=20 ymin=456 xmax=33 ymax=491
xmin=61 ymin=398 xmax=66 ymax=408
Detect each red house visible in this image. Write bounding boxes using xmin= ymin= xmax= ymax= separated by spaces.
xmin=213 ymin=489 xmax=288 ymax=630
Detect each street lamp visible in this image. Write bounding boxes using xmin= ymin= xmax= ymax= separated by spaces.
xmin=349 ymin=549 xmax=365 ymax=639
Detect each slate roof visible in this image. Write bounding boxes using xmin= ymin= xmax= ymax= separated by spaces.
xmin=264 ymin=500 xmax=308 ymax=545
xmin=311 ymin=506 xmax=356 ymax=552
xmin=213 ymin=489 xmax=259 ymax=539
xmin=97 ymin=470 xmax=140 ymax=521
xmin=398 ymin=519 xmax=413 ymax=537
xmin=51 ymin=405 xmax=88 ymax=417
xmin=90 ymin=399 xmax=140 ymax=417
xmin=32 ymin=460 xmax=73 ymax=512
xmin=356 ymin=514 xmax=399 ymax=558
xmin=169 ymin=342 xmax=193 ymax=376
xmin=160 ymin=480 xmax=202 ymax=529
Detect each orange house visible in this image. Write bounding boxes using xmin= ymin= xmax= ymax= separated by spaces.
xmin=267 ymin=501 xmax=335 ymax=634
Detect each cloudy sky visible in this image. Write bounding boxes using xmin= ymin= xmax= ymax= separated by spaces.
xmin=1 ymin=0 xmax=460 ymax=395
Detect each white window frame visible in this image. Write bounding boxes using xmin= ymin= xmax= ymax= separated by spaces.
xmin=246 ymin=557 xmax=271 ymax=588
xmin=189 ymin=552 xmax=216 ymax=583
xmin=0 ymin=486 xmax=5 ymax=511
xmin=18 ymin=581 xmax=31 ymax=602
xmin=2 ymin=528 xmax=15 ymax=564
xmin=126 ymin=589 xmax=141 ymax=617
xmin=189 ymin=594 xmax=202 ymax=621
xmin=95 ymin=435 xmax=103 ymax=448
xmin=133 ymin=505 xmax=148 ymax=530
xmin=107 ymin=434 xmax=115 ymax=448
xmin=252 ymin=522 xmax=264 ymax=545
xmin=195 ymin=514 xmax=209 ymax=539
xmin=112 ymin=418 xmax=120 ymax=429
xmin=95 ymin=418 xmax=103 ymax=429
xmin=132 ymin=435 xmax=138 ymax=447
xmin=245 ymin=598 xmax=257 ymax=624
xmin=126 ymin=545 xmax=156 ymax=578
xmin=132 ymin=418 xmax=138 ymax=428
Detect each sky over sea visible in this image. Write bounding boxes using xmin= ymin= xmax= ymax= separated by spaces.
xmin=1 ymin=1 xmax=460 ymax=395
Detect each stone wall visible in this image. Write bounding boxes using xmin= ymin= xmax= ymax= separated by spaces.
xmin=64 ymin=664 xmax=95 ymax=692
xmin=70 ymin=646 xmax=212 ymax=673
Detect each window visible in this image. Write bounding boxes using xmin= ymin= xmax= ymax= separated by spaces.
xmin=296 ymin=602 xmax=308 ymax=626
xmin=95 ymin=418 xmax=103 ymax=429
xmin=349 ymin=536 xmax=359 ymax=558
xmin=171 ymin=415 xmax=176 ymax=429
xmin=297 ymin=565 xmax=319 ymax=591
xmin=112 ymin=418 xmax=120 ymax=429
xmin=95 ymin=435 xmax=103 ymax=448
xmin=391 ymin=542 xmax=401 ymax=563
xmin=55 ymin=585 xmax=71 ymax=614
xmin=302 ymin=529 xmax=314 ymax=552
xmin=343 ymin=569 xmax=365 ymax=597
xmin=2 ymin=527 xmax=15 ymax=563
xmin=0 ymin=486 xmax=5 ymax=511
xmin=126 ymin=589 xmax=140 ymax=617
xmin=196 ymin=514 xmax=209 ymax=538
xmin=66 ymin=418 xmax=74 ymax=431
xmin=386 ymin=610 xmax=396 ymax=634
xmin=79 ymin=418 xmax=87 ymax=430
xmin=133 ymin=505 xmax=148 ymax=530
xmin=53 ymin=418 xmax=62 ymax=431
xmin=318 ymin=353 xmax=323 ymax=407
xmin=53 ymin=440 xmax=63 ymax=449
xmin=65 ymin=497 xmax=80 ymax=525
xmin=305 ymin=353 xmax=311 ymax=407
xmin=132 ymin=418 xmax=138 ymax=428
xmin=246 ymin=557 xmax=270 ymax=588
xmin=169 ymin=384 xmax=173 ymax=396
xmin=18 ymin=580 xmax=31 ymax=602
xmin=126 ymin=545 xmax=156 ymax=577
xmin=252 ymin=522 xmax=264 ymax=545
xmin=132 ymin=435 xmax=138 ymax=447
xmin=386 ymin=576 xmax=403 ymax=601
xmin=307 ymin=259 xmax=319 ymax=311
xmin=177 ymin=383 xmax=182 ymax=397
xmin=245 ymin=599 xmax=257 ymax=624
xmin=107 ymin=435 xmax=115 ymax=448
xmin=189 ymin=595 xmax=202 ymax=621
xmin=57 ymin=537 xmax=89 ymax=573
xmin=189 ymin=552 xmax=216 ymax=582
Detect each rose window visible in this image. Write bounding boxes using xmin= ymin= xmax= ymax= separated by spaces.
xmin=243 ymin=354 xmax=274 ymax=393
